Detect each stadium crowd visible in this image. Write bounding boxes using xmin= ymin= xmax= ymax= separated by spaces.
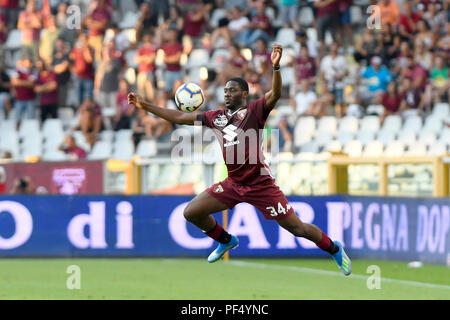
xmin=0 ymin=0 xmax=449 ymax=158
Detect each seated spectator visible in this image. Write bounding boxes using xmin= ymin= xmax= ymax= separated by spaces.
xmin=10 ymin=176 xmax=35 ymax=194
xmin=401 ymin=55 xmax=428 ymax=92
xmin=51 ymin=39 xmax=71 ymax=109
xmin=425 ymin=55 xmax=449 ymax=106
xmin=215 ymin=43 xmax=248 ymax=85
xmin=357 ymin=56 xmax=391 ymax=107
xmin=135 ymin=33 xmax=157 ymax=102
xmin=39 ymin=15 xmax=60 ymax=65
xmin=320 ymin=41 xmax=348 ymax=117
xmin=103 ymin=23 xmax=131 ymax=53
xmin=398 ymin=1 xmax=421 ymax=39
xmin=34 ymin=59 xmax=58 ymax=122
xmin=84 ymin=0 xmax=111 ymax=61
xmin=245 ymin=69 xmax=265 ymax=100
xmin=58 ymin=135 xmax=87 ymax=160
xmin=378 ymin=25 xmax=401 ymax=67
xmin=437 ymin=21 xmax=450 ymax=57
xmin=0 ymin=62 xmax=11 ymax=119
xmin=292 ymin=79 xmax=318 ymax=117
xmin=353 ymin=29 xmax=380 ymax=65
xmin=70 ymin=33 xmax=95 ymax=105
xmin=162 ymin=29 xmax=184 ymax=96
xmin=11 ymin=58 xmax=37 ymax=120
xmin=17 ymin=0 xmax=42 ymax=63
xmin=399 ymin=76 xmax=425 ymax=117
xmin=414 ymin=40 xmax=433 ymax=71
xmin=415 ymin=19 xmax=435 ymax=50
xmin=294 ymin=46 xmax=317 ymax=88
xmin=240 ymin=2 xmax=272 ymax=48
xmin=114 ymin=80 xmax=135 ymax=131
xmin=423 ymin=2 xmax=447 ymax=32
xmin=227 ymin=6 xmax=250 ymax=47
xmin=293 ymin=29 xmax=318 ymax=59
xmin=380 ymin=81 xmax=402 ymax=123
xmin=75 ymin=98 xmax=103 ymax=148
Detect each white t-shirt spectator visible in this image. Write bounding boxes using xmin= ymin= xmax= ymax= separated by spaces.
xmin=228 ymin=16 xmax=249 ymax=33
xmin=320 ymin=55 xmax=347 ymax=90
xmin=294 ymin=90 xmax=316 ymax=115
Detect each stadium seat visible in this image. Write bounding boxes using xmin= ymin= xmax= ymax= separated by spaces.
xmin=317 ymin=116 xmax=337 ymax=134
xmin=431 ymin=103 xmax=449 ymax=119
xmin=136 ymin=139 xmax=157 ymax=158
xmin=58 ymin=107 xmax=76 ymax=129
xmin=209 ymin=49 xmax=231 ymax=71
xmin=280 ymin=67 xmax=295 ymax=86
xmin=115 ymin=129 xmax=133 ymax=142
xmin=20 ymin=140 xmax=42 ymax=160
xmin=42 ymin=119 xmax=64 ymax=139
xmin=186 ymin=49 xmax=210 ymax=69
xmin=300 ymin=141 xmax=319 ymax=153
xmin=18 ymin=119 xmax=40 ymax=139
xmin=405 ymin=142 xmax=427 ymax=156
xmin=210 ymin=8 xmax=227 ymax=28
xmin=0 ymin=131 xmax=19 ymax=158
xmin=356 ymin=130 xmax=375 ymax=146
xmin=417 ymin=131 xmax=436 ymax=145
xmin=313 ymin=131 xmax=333 ymax=148
xmin=42 ymin=150 xmax=67 ymax=161
xmin=384 ymin=141 xmax=405 ymax=157
xmin=0 ymin=119 xmax=17 ymax=132
xmin=380 ymin=115 xmax=402 ymax=133
xmin=88 ymin=141 xmax=112 ymax=160
xmin=422 ymin=116 xmax=443 ymax=134
xmin=343 ymin=140 xmax=363 ymax=157
xmin=118 ymin=11 xmax=139 ymax=29
xmin=295 ymin=116 xmax=316 ymax=135
xmin=338 ymin=116 xmax=359 ymax=133
xmin=294 ymin=129 xmax=313 ymax=148
xmin=397 ymin=131 xmax=416 ymax=145
xmin=188 ymin=67 xmax=202 ymax=84
xmin=99 ymin=130 xmax=115 ymax=142
xmin=363 ymin=140 xmax=384 ymax=157
xmin=350 ymin=5 xmax=364 ymax=25
xmin=124 ymin=49 xmax=138 ymax=69
xmin=275 ymin=28 xmax=296 ymax=48
xmin=428 ymin=142 xmax=447 ymax=155
xmin=360 ymin=116 xmax=380 ymax=132
xmin=298 ymin=6 xmax=314 ymax=27
xmin=4 ymin=29 xmax=22 ymax=50
xmin=119 ymin=28 xmax=136 ymax=45
xmin=306 ymin=28 xmax=318 ymax=45
xmin=71 ymin=131 xmax=91 ymax=152
xmin=376 ymin=130 xmax=396 ymax=146
xmin=438 ymin=127 xmax=450 ymax=144
xmin=400 ymin=115 xmax=422 ymax=134
xmin=112 ymin=140 xmax=134 ymax=160
xmin=337 ymin=131 xmax=355 ymax=146
xmin=325 ymin=140 xmax=342 ymax=153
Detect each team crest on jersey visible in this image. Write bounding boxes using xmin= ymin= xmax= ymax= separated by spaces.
xmin=213 ymin=184 xmax=224 ymax=193
xmin=236 ymin=109 xmax=247 ymax=120
xmin=213 ymin=114 xmax=228 ymax=127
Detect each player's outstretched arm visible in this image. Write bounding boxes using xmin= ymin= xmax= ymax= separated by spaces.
xmin=265 ymin=44 xmax=282 ymax=110
xmin=128 ymin=92 xmax=198 ymax=125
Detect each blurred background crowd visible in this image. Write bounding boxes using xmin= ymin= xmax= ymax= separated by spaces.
xmin=0 ymin=0 xmax=449 ymax=161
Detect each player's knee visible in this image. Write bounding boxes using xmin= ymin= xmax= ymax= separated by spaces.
xmin=183 ymin=203 xmax=198 ymax=222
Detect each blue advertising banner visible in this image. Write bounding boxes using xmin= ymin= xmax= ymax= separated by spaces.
xmin=0 ymin=195 xmax=448 ymax=264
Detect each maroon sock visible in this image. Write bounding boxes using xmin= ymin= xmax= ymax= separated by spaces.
xmin=316 ymin=232 xmax=339 ymax=254
xmin=205 ymin=222 xmax=231 ymax=244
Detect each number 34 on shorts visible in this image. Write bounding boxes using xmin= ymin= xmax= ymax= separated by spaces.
xmin=266 ymin=202 xmax=292 ymax=217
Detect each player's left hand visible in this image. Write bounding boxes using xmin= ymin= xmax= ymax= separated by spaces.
xmin=271 ymin=44 xmax=282 ymax=67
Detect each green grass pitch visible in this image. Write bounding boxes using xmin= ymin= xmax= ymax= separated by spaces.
xmin=0 ymin=258 xmax=449 ymax=300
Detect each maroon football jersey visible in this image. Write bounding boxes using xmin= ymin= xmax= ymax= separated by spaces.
xmin=197 ymin=96 xmax=274 ymax=185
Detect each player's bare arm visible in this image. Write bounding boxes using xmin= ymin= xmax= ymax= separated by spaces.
xmin=265 ymin=44 xmax=282 ymax=109
xmin=128 ymin=92 xmax=198 ymax=125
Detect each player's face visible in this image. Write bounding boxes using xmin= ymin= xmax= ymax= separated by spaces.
xmin=224 ymin=81 xmax=246 ymax=110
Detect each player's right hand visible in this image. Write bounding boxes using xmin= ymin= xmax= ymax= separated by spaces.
xmin=127 ymin=92 xmax=141 ymax=108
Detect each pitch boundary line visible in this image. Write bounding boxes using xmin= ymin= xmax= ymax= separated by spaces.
xmin=228 ymin=260 xmax=450 ymax=290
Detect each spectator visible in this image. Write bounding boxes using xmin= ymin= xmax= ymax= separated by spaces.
xmin=0 ymin=11 xmax=7 ymax=62
xmin=245 ymin=68 xmax=265 ymax=99
xmin=415 ymin=19 xmax=435 ymax=49
xmin=11 ymin=58 xmax=37 ymax=120
xmin=426 ymin=55 xmax=449 ymax=106
xmin=375 ymin=0 xmax=400 ymax=27
xmin=34 ymin=59 xmax=58 ymax=122
xmin=277 ymin=0 xmax=300 ymax=29
xmin=39 ymin=15 xmax=60 ymax=65
xmin=437 ymin=21 xmax=450 ymax=57
xmin=135 ymin=33 xmax=157 ymax=102
xmin=314 ymin=0 xmax=340 ymax=54
xmin=17 ymin=0 xmax=42 ymax=63
xmin=135 ymin=2 xmax=159 ymax=42
xmin=414 ymin=40 xmax=433 ymax=71
xmin=70 ymin=33 xmax=95 ymax=105
xmin=84 ymin=0 xmax=111 ymax=61
xmin=75 ymin=98 xmax=103 ymax=148
xmin=58 ymin=135 xmax=87 ymax=160
xmin=252 ymin=39 xmax=272 ymax=89
xmin=104 ymin=23 xmax=131 ymax=53
xmin=378 ymin=24 xmax=400 ymax=67
xmin=399 ymin=76 xmax=425 ymax=117
xmin=292 ymin=78 xmax=318 ymax=116
xmin=10 ymin=176 xmax=35 ymax=194
xmin=423 ymin=2 xmax=447 ymax=32
xmin=402 ymin=55 xmax=428 ymax=93
xmin=380 ymin=81 xmax=402 ymax=123
xmin=319 ymin=41 xmax=348 ymax=117
xmin=0 ymin=61 xmax=11 ymax=119
xmin=353 ymin=29 xmax=380 ymax=65
xmin=215 ymin=43 xmax=248 ymax=85
xmin=398 ymin=1 xmax=421 ymax=38
xmin=132 ymin=108 xmax=153 ymax=148
xmin=94 ymin=45 xmax=123 ymax=128
xmin=293 ymin=29 xmax=318 ymax=59
xmin=358 ymin=56 xmax=392 ymax=107
xmin=55 ymin=2 xmax=77 ymax=47
xmin=1 ymin=0 xmax=19 ymax=30
xmin=227 ymin=6 xmax=250 ymax=47
xmin=184 ymin=2 xmax=209 ymax=42
xmin=294 ymin=45 xmax=317 ymax=88
xmin=161 ymin=5 xmax=184 ymax=37
xmin=51 ymin=39 xmax=71 ymax=109
xmin=146 ymin=90 xmax=173 ymax=141
xmin=338 ymin=0 xmax=353 ymax=47
xmin=114 ymin=79 xmax=135 ymax=131
xmin=241 ymin=2 xmax=272 ymax=49
xmin=162 ymin=29 xmax=184 ymax=96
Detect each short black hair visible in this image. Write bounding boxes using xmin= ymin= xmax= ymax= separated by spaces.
xmin=227 ymin=77 xmax=249 ymax=92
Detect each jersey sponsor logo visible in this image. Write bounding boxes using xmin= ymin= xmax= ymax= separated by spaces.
xmin=213 ymin=184 xmax=224 ymax=193
xmin=213 ymin=114 xmax=228 ymax=127
xmin=223 ymin=124 xmax=240 ymax=147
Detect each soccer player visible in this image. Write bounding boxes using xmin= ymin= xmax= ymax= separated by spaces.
xmin=127 ymin=45 xmax=351 ymax=276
